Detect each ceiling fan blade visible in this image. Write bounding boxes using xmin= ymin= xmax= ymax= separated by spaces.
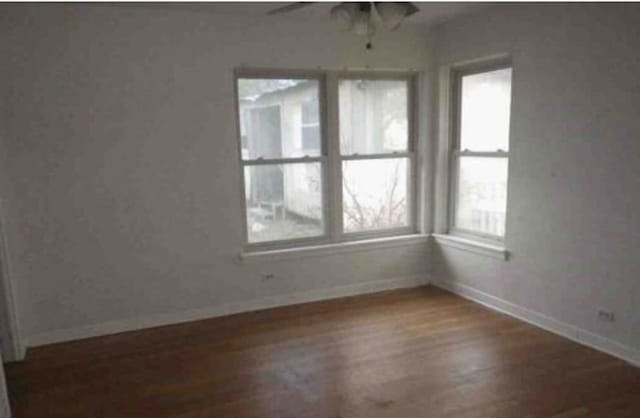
xmin=267 ymin=2 xmax=314 ymax=15
xmin=405 ymin=2 xmax=420 ymax=16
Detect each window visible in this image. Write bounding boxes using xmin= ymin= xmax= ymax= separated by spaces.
xmin=236 ymin=71 xmax=417 ymax=249
xmin=339 ymin=79 xmax=413 ymax=234
xmin=450 ymin=64 xmax=512 ymax=240
xmin=237 ymin=77 xmax=325 ymax=244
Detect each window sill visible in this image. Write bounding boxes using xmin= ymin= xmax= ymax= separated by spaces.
xmin=431 ymin=233 xmax=509 ymax=261
xmin=240 ymin=234 xmax=430 ymax=264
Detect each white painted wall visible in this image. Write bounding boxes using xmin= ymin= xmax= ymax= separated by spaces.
xmin=0 ymin=5 xmax=432 ymax=345
xmin=431 ymin=4 xmax=640 ymax=360
xmin=10 ymin=2 xmax=638 ymax=368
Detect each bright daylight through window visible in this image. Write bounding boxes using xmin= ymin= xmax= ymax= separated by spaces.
xmin=451 ymin=65 xmax=512 ymax=239
xmin=339 ymin=80 xmax=411 ymax=233
xmin=236 ymin=73 xmax=416 ymax=248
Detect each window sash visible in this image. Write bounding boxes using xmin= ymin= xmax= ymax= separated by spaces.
xmin=337 ymin=77 xmax=414 ymax=157
xmin=241 ymin=160 xmax=331 ymax=250
xmin=340 ymin=155 xmax=416 ymax=237
xmin=235 ymin=69 xmax=419 ymax=250
xmin=242 ymin=156 xmax=325 ymax=166
xmin=452 ymin=150 xmax=508 ymax=158
xmin=341 ymin=151 xmax=413 ymax=161
xmin=236 ymin=72 xmax=328 ymax=161
xmin=449 ymin=154 xmax=508 ymax=241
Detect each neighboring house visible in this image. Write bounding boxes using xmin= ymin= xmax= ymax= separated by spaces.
xmin=239 ymin=81 xmax=322 ymax=225
xmin=239 ymin=79 xmax=410 ymax=234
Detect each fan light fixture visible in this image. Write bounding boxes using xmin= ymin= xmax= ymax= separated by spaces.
xmin=329 ymin=2 xmax=416 ymax=49
xmin=268 ymin=2 xmax=419 ymax=50
xmin=376 ymin=2 xmax=411 ymax=30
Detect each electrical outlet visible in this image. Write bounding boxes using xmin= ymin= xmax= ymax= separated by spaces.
xmin=597 ymin=310 xmax=616 ymax=323
xmin=262 ymin=273 xmax=275 ymax=281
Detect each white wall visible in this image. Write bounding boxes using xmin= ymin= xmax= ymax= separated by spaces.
xmin=431 ymin=4 xmax=640 ymax=361
xmin=12 ymin=3 xmax=638 ymax=367
xmin=0 ymin=4 xmax=432 ymax=345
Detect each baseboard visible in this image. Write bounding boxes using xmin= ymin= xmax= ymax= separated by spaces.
xmin=2 ymin=342 xmax=26 ymax=363
xmin=25 ymin=274 xmax=429 ymax=349
xmin=433 ymin=280 xmax=640 ymax=367
xmin=13 ymin=345 xmax=26 ymax=363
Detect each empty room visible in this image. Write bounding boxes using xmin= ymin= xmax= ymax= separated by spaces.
xmin=0 ymin=1 xmax=639 ymax=417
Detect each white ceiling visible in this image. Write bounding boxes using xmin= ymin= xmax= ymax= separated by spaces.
xmin=142 ymin=2 xmax=491 ymax=26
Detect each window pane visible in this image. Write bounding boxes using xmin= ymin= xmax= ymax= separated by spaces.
xmin=455 ymin=156 xmax=508 ymax=236
xmin=460 ymin=68 xmax=512 ymax=152
xmin=342 ymin=158 xmax=409 ymax=233
xmin=301 ymin=100 xmax=320 ymax=153
xmin=339 ymin=80 xmax=408 ymax=155
xmin=244 ymin=163 xmax=324 ymax=243
xmin=238 ymin=79 xmax=321 ymax=159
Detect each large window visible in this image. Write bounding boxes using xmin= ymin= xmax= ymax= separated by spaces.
xmin=450 ymin=64 xmax=512 ymax=240
xmin=236 ymin=71 xmax=416 ymax=249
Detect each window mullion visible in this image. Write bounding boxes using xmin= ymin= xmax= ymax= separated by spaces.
xmin=325 ymin=72 xmax=343 ymax=242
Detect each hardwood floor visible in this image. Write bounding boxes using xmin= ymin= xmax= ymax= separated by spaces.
xmin=5 ymin=286 xmax=640 ymax=417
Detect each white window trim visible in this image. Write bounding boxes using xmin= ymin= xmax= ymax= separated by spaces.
xmin=240 ymin=233 xmax=429 ymax=264
xmin=235 ymin=68 xmax=421 ymax=253
xmin=235 ymin=70 xmax=331 ymax=252
xmin=432 ymin=233 xmax=509 ymax=260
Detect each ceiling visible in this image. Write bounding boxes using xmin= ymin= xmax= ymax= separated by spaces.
xmin=142 ymin=2 xmax=491 ymax=26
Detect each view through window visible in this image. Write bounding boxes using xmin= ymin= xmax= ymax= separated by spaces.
xmin=237 ymin=73 xmax=416 ymax=247
xmin=339 ymin=79 xmax=411 ymax=233
xmin=452 ymin=66 xmax=512 ymax=238
xmin=238 ymin=78 xmax=324 ymax=244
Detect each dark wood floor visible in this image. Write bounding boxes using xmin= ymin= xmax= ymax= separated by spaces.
xmin=5 ymin=286 xmax=640 ymax=418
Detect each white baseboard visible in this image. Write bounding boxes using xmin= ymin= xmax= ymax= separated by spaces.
xmin=2 ymin=342 xmax=26 ymax=363
xmin=25 ymin=274 xmax=429 ymax=349
xmin=433 ymin=279 xmax=640 ymax=368
xmin=14 ymin=345 xmax=26 ymax=363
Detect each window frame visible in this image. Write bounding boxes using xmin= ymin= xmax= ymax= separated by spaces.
xmin=234 ymin=68 xmax=419 ymax=251
xmin=336 ymin=72 xmax=418 ymax=241
xmin=235 ymin=69 xmax=331 ymax=251
xmin=448 ymin=59 xmax=512 ymax=243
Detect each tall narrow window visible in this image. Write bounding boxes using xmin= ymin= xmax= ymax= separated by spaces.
xmin=451 ymin=65 xmax=512 ymax=239
xmin=237 ymin=77 xmax=326 ymax=244
xmin=339 ymin=79 xmax=414 ymax=235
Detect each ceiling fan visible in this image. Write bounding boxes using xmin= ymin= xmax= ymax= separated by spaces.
xmin=268 ymin=2 xmax=420 ymax=48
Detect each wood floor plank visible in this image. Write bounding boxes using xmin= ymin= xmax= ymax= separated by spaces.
xmin=5 ymin=286 xmax=640 ymax=417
